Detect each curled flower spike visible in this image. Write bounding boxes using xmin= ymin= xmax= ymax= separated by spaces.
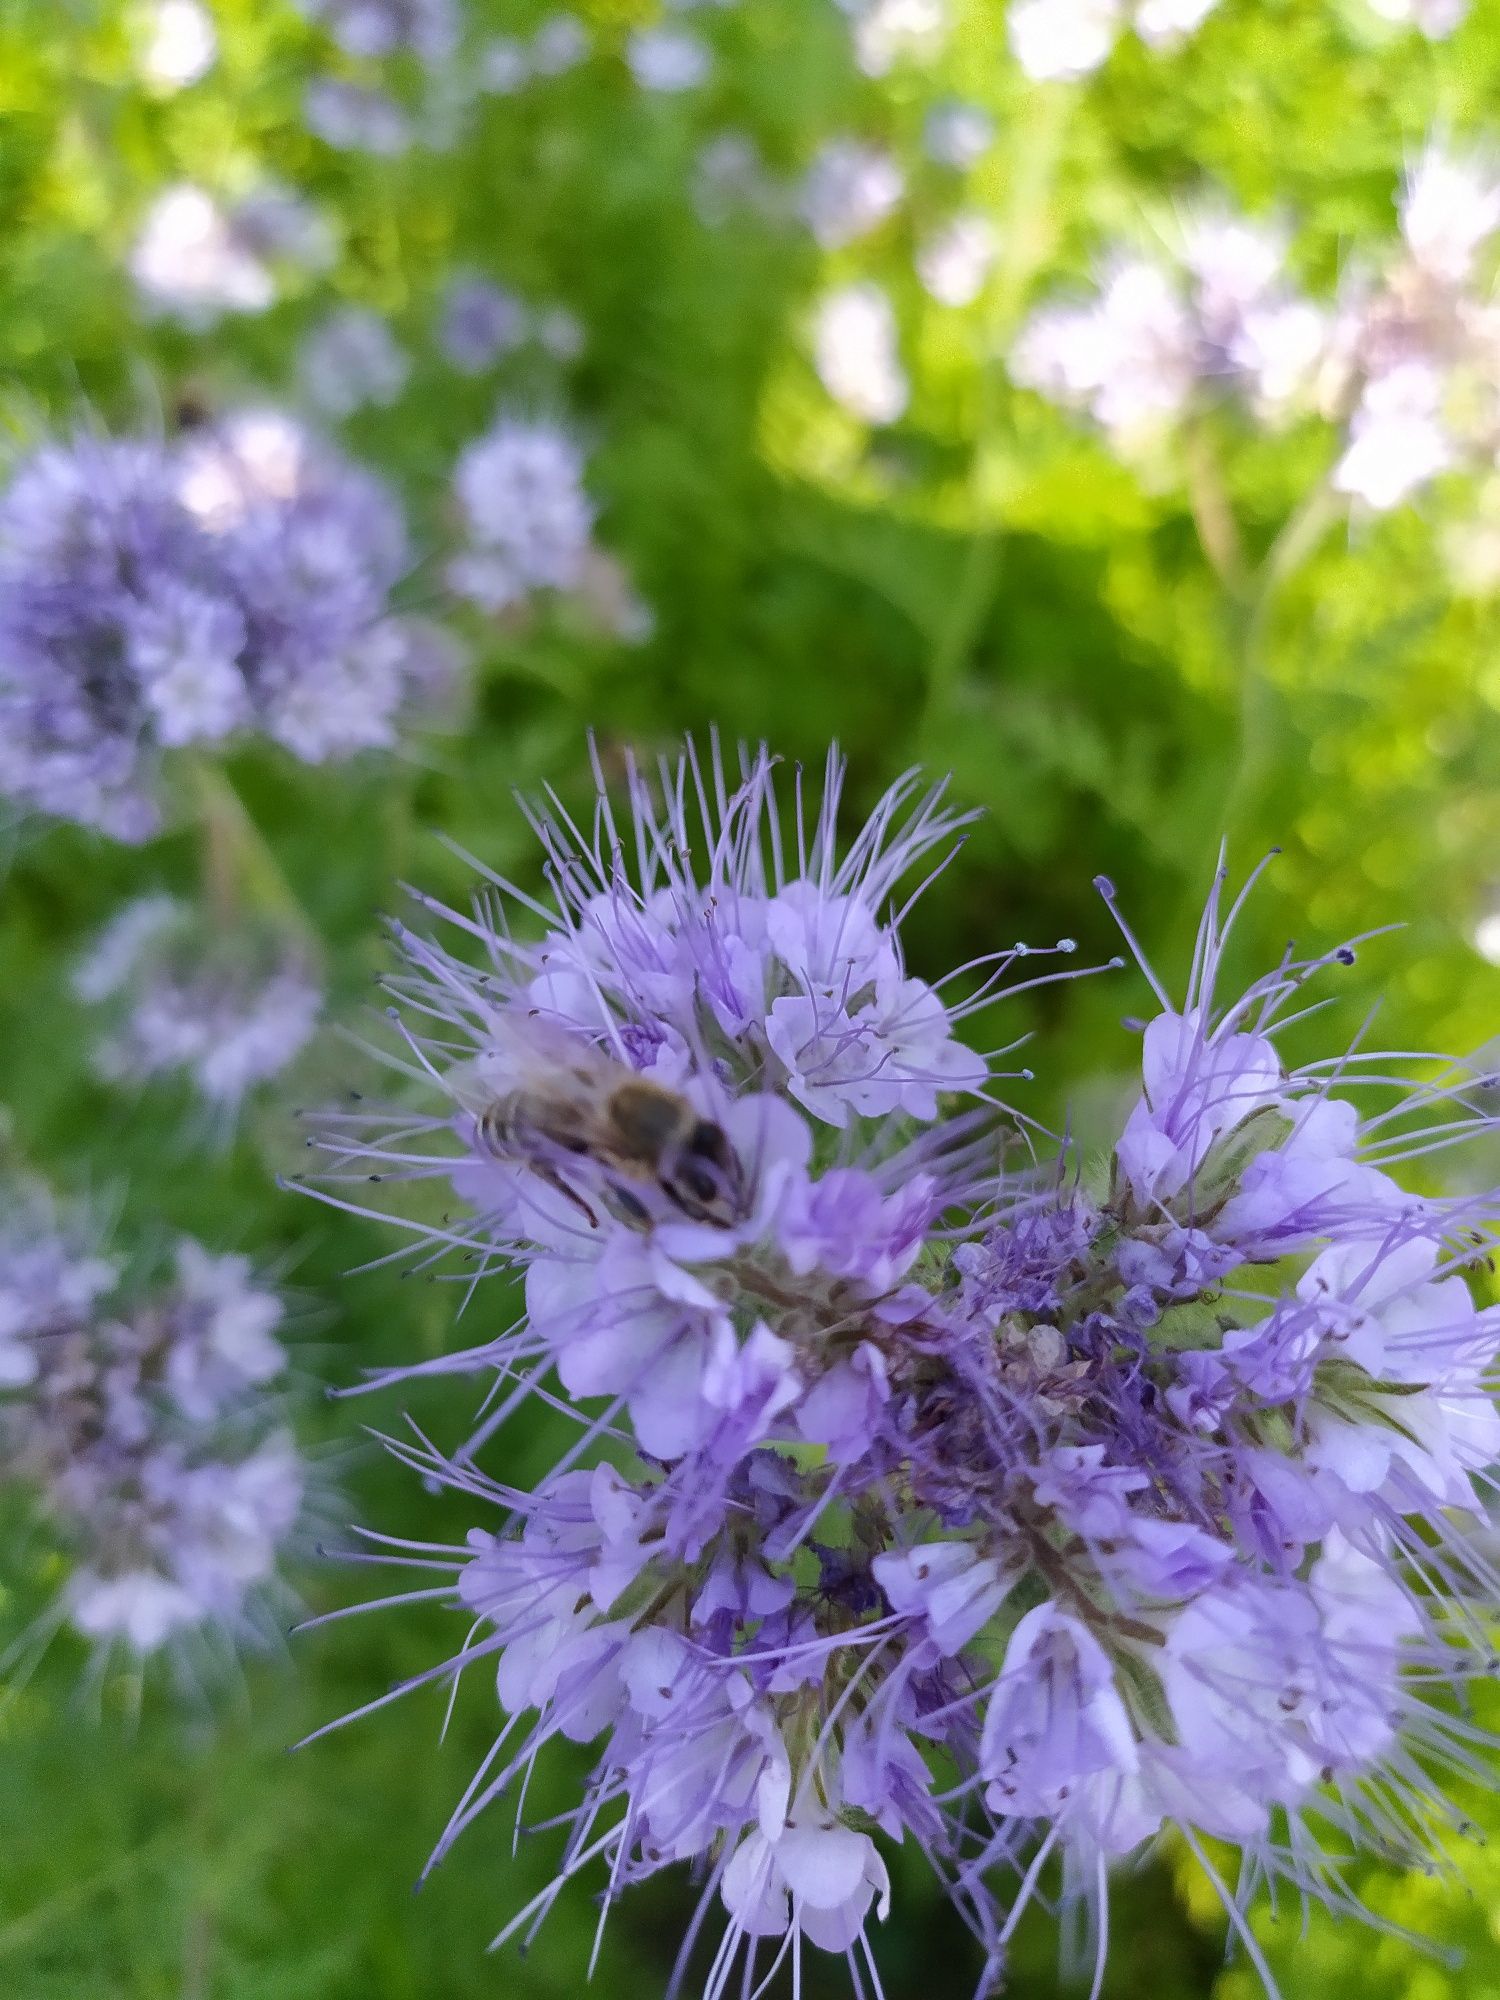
xmin=302 ymin=747 xmax=1500 ymax=1998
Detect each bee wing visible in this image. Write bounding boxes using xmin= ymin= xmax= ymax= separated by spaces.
xmin=442 ymin=1057 xmax=500 ymax=1118
xmin=443 ymin=1015 xmax=615 ymax=1115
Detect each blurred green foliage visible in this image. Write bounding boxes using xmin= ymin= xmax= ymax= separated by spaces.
xmin=3 ymin=0 xmax=1500 ymax=1995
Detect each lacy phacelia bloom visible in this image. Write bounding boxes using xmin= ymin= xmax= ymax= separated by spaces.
xmin=75 ymin=896 xmax=322 ymax=1116
xmin=530 ymin=11 xmax=591 ymax=73
xmin=137 ymin=0 xmax=217 ymax=88
xmin=1008 ymin=0 xmax=1219 ymax=80
xmin=923 ymin=100 xmax=995 ymax=171
xmin=1012 ymin=214 xmax=1327 ymax=451
xmin=304 ymin=749 xmax=1500 ymax=1995
xmin=292 ymin=0 xmax=458 ymax=61
xmin=627 ymin=26 xmax=712 ymax=91
xmin=799 ymin=139 xmax=904 ymax=251
xmin=1017 ymin=148 xmax=1500 ymax=520
xmin=437 ymin=275 xmax=529 ymax=372
xmin=304 ymin=79 xmax=412 ymax=154
xmin=814 ymin=284 xmax=910 ymax=425
xmin=0 ymin=417 xmax=442 ymax=837
xmin=693 ymin=134 xmax=784 ymax=229
xmin=299 ymin=308 xmax=411 ymax=419
xmin=130 ymin=185 xmax=277 ymax=326
xmin=446 ymin=413 xmax=596 ymax=612
xmin=917 ymin=214 xmax=999 ymax=309
xmin=1326 ymin=142 xmax=1500 ymax=512
xmin=838 ymin=0 xmax=950 ymax=76
xmin=1363 ymin=0 xmax=1468 ymax=35
xmin=0 ymin=1199 xmax=301 ymax=1659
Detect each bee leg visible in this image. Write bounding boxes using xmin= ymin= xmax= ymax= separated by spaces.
xmin=603 ymin=1183 xmax=652 ymax=1230
xmin=532 ymin=1162 xmax=600 ymax=1229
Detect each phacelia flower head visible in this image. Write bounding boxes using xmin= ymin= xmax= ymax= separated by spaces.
xmin=437 ymin=275 xmax=529 ymax=373
xmin=304 ymin=78 xmax=412 ymax=154
xmin=1012 ymin=213 xmax=1328 ymax=453
xmin=129 ymin=183 xmax=333 ymax=326
xmin=0 ymin=1188 xmax=303 ymax=1667
xmin=799 ymin=139 xmax=904 ymax=251
xmin=1324 ymin=140 xmax=1500 ymax=514
xmin=839 ymin=0 xmax=950 ymax=77
xmin=303 ymin=748 xmax=1500 ymax=1996
xmin=0 ymin=414 xmax=447 ymax=838
xmin=292 ymin=0 xmax=459 ymax=62
xmin=137 ymin=0 xmax=218 ymax=89
xmin=75 ymin=895 xmax=322 ymax=1121
xmin=627 ymin=26 xmax=712 ymax=91
xmin=1008 ymin=0 xmax=1220 ymax=80
xmin=299 ymin=307 xmax=411 ymax=420
xmin=446 ymin=412 xmax=641 ymax=638
xmin=814 ymin=283 xmax=910 ymax=426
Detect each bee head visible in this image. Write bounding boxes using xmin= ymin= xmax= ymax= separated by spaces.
xmin=662 ymin=1117 xmax=747 ymax=1228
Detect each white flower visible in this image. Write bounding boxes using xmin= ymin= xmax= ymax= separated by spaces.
xmin=1365 ymin=0 xmax=1469 ymax=36
xmin=1232 ymin=298 xmax=1329 ymax=418
xmin=845 ymin=0 xmax=950 ymax=76
xmin=917 ymin=213 xmax=999 ymax=307
xmin=813 ymin=283 xmax=909 ymax=426
xmin=800 ymin=140 xmax=903 ymax=250
xmin=138 ymin=0 xmax=217 ymax=88
xmin=129 ymin=185 xmax=274 ymax=326
xmin=530 ymin=12 xmax=590 ymax=74
xmin=177 ymin=408 xmax=310 ymax=528
xmin=1400 ymin=143 xmax=1500 ymax=288
xmin=722 ymin=1814 xmax=891 ymax=1954
xmin=1334 ymin=359 xmax=1454 ymax=509
xmin=628 ymin=27 xmax=712 ymax=90
xmin=1012 ymin=258 xmax=1197 ymax=444
xmin=923 ymin=100 xmax=995 ymax=171
xmin=479 ymin=36 xmax=530 ymax=91
xmin=1134 ymin=0 xmax=1220 ymax=45
xmin=1008 ymin=0 xmax=1122 ymax=80
xmin=1180 ymin=212 xmax=1284 ymax=334
xmin=71 ymin=1569 xmax=202 ymax=1651
xmin=299 ymin=307 xmax=410 ymax=419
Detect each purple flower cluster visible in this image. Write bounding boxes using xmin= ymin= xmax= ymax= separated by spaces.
xmin=74 ymin=896 xmax=322 ymax=1118
xmin=292 ymin=0 xmax=458 ymax=63
xmin=0 ymin=413 xmax=448 ymax=839
xmin=1012 ymin=212 xmax=1326 ymax=452
xmin=1010 ymin=143 xmax=1500 ymax=519
xmin=0 ymin=1193 xmax=302 ymax=1662
xmin=447 ymin=411 xmax=650 ymax=639
xmin=305 ymin=745 xmax=1500 ymax=1996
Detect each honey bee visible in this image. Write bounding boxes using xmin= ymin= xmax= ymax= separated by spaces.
xmin=447 ymin=1018 xmax=747 ymax=1231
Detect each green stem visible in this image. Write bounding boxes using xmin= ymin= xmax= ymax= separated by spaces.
xmin=185 ymin=759 xmax=324 ymax=965
xmin=1222 ymin=476 xmax=1339 ymax=839
xmin=1182 ymin=418 xmax=1249 ymax=600
xmin=924 ymin=84 xmax=1078 ymax=716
